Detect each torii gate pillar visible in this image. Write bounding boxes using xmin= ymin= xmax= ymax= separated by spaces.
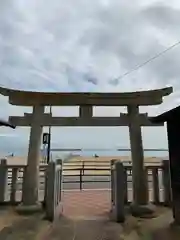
xmin=21 ymin=105 xmax=44 ymax=208
xmin=128 ymin=105 xmax=149 ymax=215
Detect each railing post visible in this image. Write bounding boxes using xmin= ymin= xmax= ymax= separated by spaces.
xmin=111 ymin=159 xmax=116 ymax=204
xmin=144 ymin=166 xmax=149 ymax=202
xmin=46 ymin=161 xmax=56 ymax=221
xmin=124 ymin=167 xmax=128 ymax=204
xmin=82 ymin=161 xmax=84 ymax=175
xmin=113 ymin=161 xmax=125 ymax=222
xmin=43 ymin=166 xmax=48 ymax=209
xmin=152 ymin=168 xmax=160 ymax=205
xmin=22 ymin=166 xmax=28 ymax=203
xmin=80 ymin=169 xmax=83 ymax=190
xmin=162 ymin=160 xmax=171 ymax=206
xmin=56 ymin=159 xmax=63 ymax=201
xmin=0 ymin=159 xmax=8 ymax=203
xmin=10 ymin=168 xmax=18 ymax=204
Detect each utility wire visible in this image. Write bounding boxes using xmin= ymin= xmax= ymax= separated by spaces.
xmin=109 ymin=40 xmax=180 ymax=85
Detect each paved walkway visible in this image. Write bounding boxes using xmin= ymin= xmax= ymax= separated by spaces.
xmin=43 ymin=189 xmax=120 ymax=239
xmin=62 ymin=189 xmax=111 ymax=219
xmin=1 ymin=190 xmax=179 ymax=240
xmin=42 ymin=190 xmax=177 ymax=240
xmin=43 ymin=208 xmax=179 ymax=240
xmin=43 ymin=217 xmax=123 ymax=240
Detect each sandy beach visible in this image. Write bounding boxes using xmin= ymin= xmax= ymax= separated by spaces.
xmin=1 ymin=155 xmax=166 ymax=176
xmin=3 ymin=154 xmax=167 ymax=166
xmin=66 ymin=155 xmax=166 ymax=163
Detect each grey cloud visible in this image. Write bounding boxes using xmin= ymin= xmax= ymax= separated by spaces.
xmin=1 ymin=0 xmax=170 ymax=90
xmin=144 ymin=49 xmax=180 ymax=86
xmin=77 ymin=3 xmax=176 ymax=87
xmin=142 ymin=4 xmax=180 ymax=35
xmin=134 ymin=3 xmax=180 ymax=87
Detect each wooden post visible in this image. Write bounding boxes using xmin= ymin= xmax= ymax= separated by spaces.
xmin=10 ymin=167 xmax=18 ymax=204
xmin=113 ymin=161 xmax=125 ymax=222
xmin=124 ymin=167 xmax=128 ymax=204
xmin=80 ymin=169 xmax=83 ymax=190
xmin=46 ymin=161 xmax=56 ymax=221
xmin=43 ymin=166 xmax=48 ymax=209
xmin=152 ymin=168 xmax=160 ymax=205
xmin=162 ymin=160 xmax=171 ymax=206
xmin=60 ymin=164 xmax=62 ymax=200
xmin=82 ymin=161 xmax=85 ymax=175
xmin=111 ymin=159 xmax=116 ymax=205
xmin=0 ymin=159 xmax=8 ymax=203
xmin=56 ymin=159 xmax=63 ymax=200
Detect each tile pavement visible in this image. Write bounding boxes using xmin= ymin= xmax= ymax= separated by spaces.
xmin=61 ymin=189 xmax=111 ymax=219
xmin=42 ymin=190 xmax=173 ymax=240
xmin=42 ymin=190 xmax=123 ymax=240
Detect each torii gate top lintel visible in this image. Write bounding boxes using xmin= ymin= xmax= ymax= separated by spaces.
xmin=0 ymin=86 xmax=173 ymax=106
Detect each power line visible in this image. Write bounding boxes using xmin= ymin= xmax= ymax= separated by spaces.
xmin=109 ymin=40 xmax=180 ymax=85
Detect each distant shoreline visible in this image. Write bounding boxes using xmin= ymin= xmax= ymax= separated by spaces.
xmin=2 ymin=149 xmax=169 ymax=161
xmin=4 ymin=155 xmax=168 ymax=166
xmin=43 ymin=148 xmax=168 ymax=152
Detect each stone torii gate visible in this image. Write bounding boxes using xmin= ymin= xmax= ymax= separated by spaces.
xmin=0 ymin=86 xmax=172 ymax=214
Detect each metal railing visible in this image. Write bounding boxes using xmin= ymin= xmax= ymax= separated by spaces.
xmin=61 ymin=160 xmax=164 ymax=191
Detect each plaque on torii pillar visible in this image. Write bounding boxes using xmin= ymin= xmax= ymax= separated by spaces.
xmin=0 ymin=86 xmax=173 ymax=214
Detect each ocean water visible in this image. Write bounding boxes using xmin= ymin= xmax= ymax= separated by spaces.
xmin=2 ymin=148 xmax=169 ymax=160
xmin=50 ymin=149 xmax=169 ymax=160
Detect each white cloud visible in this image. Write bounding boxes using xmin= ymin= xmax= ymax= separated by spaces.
xmin=0 ymin=0 xmax=179 ymax=153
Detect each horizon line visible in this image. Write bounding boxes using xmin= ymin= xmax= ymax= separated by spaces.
xmin=43 ymin=148 xmax=168 ymax=151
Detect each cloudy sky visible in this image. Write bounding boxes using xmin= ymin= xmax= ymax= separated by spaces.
xmin=0 ymin=0 xmax=180 ymax=154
